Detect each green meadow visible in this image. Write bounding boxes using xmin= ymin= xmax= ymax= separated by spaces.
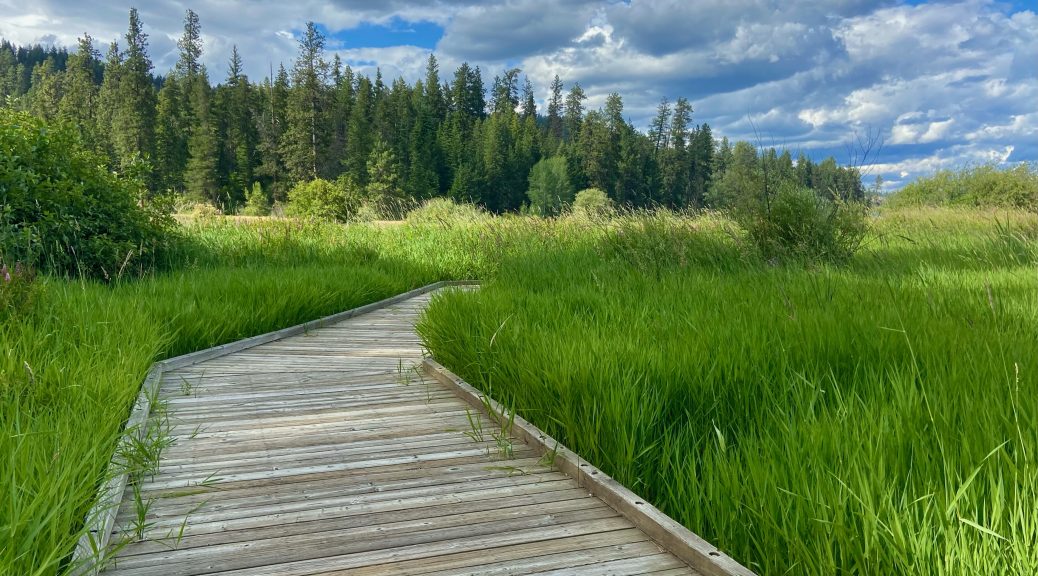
xmin=2 ymin=207 xmax=1036 ymax=575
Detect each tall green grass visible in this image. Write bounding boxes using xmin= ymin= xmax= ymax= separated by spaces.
xmin=418 ymin=208 xmax=1038 ymax=574
xmin=0 ymin=219 xmax=457 ymax=576
xmin=887 ymin=163 xmax=1038 ymax=211
xmin=3 ymin=209 xmax=1035 ymax=575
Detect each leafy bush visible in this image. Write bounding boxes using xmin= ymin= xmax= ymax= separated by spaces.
xmin=0 ymin=262 xmax=39 ymax=320
xmin=737 ymin=184 xmax=868 ymax=263
xmin=889 ymin=164 xmax=1038 ymax=211
xmin=286 ymin=177 xmax=362 ymax=222
xmin=527 ymin=156 xmax=573 ymax=216
xmin=241 ymin=182 xmax=271 ymax=216
xmin=187 ymin=202 xmax=222 ymax=220
xmin=0 ymin=108 xmax=175 ymax=279
xmin=352 ymin=202 xmax=384 ymax=223
xmin=571 ymin=188 xmax=614 ymax=219
xmin=406 ymin=197 xmax=487 ymax=225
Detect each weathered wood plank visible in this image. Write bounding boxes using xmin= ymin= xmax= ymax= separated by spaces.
xmin=414 ymin=540 xmax=667 ymax=576
xmin=340 ymin=531 xmax=652 ymax=576
xmin=89 ymin=285 xmax=747 ymax=576
xmin=109 ymin=505 xmax=618 ymax=575
xmin=115 ymin=520 xmax=638 ymax=576
xmin=119 ymin=486 xmax=599 ymax=556
xmin=122 ymin=458 xmax=555 ymax=521
xmin=123 ymin=483 xmax=588 ymax=541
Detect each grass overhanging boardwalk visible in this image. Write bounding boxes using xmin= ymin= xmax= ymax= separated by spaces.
xmin=93 ymin=285 xmax=735 ymax=576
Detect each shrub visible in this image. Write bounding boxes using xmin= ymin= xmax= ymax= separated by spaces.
xmin=241 ymin=182 xmax=271 ymax=216
xmin=188 ymin=202 xmax=222 ymax=220
xmin=738 ymin=184 xmax=868 ymax=263
xmin=406 ymin=197 xmax=487 ymax=225
xmin=0 ymin=108 xmax=175 ymax=279
xmin=571 ymin=188 xmax=614 ymax=219
xmin=352 ymin=202 xmax=384 ymax=223
xmin=889 ymin=163 xmax=1038 ymax=211
xmin=527 ymin=156 xmax=573 ymax=216
xmin=0 ymin=262 xmax=39 ymax=320
xmin=286 ymin=177 xmax=362 ymax=222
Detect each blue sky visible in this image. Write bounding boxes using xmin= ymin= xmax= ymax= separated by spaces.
xmin=0 ymin=0 xmax=1034 ymax=189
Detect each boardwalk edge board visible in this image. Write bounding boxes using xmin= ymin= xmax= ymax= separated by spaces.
xmin=70 ymin=280 xmax=476 ymax=575
xmin=422 ymin=358 xmax=757 ymax=576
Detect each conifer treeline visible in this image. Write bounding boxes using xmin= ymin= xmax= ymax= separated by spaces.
xmin=0 ymin=9 xmax=864 ymax=212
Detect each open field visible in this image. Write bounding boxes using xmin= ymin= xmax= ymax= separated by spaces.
xmin=418 ymin=208 xmax=1038 ymax=574
xmin=2 ymin=207 xmax=1036 ymax=575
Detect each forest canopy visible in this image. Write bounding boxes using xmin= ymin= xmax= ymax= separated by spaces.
xmin=0 ymin=9 xmax=865 ymax=216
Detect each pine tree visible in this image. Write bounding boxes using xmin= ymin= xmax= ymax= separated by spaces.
xmin=648 ymin=98 xmax=671 ymax=157
xmin=221 ymin=45 xmax=257 ymax=196
xmin=176 ymin=9 xmax=202 ymax=79
xmin=690 ymin=123 xmax=715 ymax=205
xmin=283 ymin=22 xmax=330 ymax=181
xmin=520 ymin=76 xmax=536 ymax=119
xmin=173 ymin=9 xmax=220 ymax=204
xmin=28 ymin=58 xmax=62 ymax=121
xmin=59 ymin=35 xmax=101 ymax=152
xmin=96 ymin=41 xmax=121 ymax=164
xmin=112 ymin=8 xmax=157 ymax=176
xmin=406 ymin=104 xmax=440 ymax=199
xmin=563 ymin=83 xmax=586 ymax=142
xmin=491 ymin=68 xmax=520 ymax=115
xmin=616 ymin=123 xmax=653 ymax=207
xmin=328 ymin=54 xmax=353 ymax=168
xmin=365 ymin=136 xmax=404 ymax=215
xmin=154 ymin=75 xmax=188 ymax=192
xmin=526 ymin=156 xmax=572 ymax=216
xmin=345 ymin=75 xmax=373 ymax=184
xmin=795 ymin=152 xmax=813 ymax=188
xmin=423 ymin=54 xmax=445 ymax=120
xmin=577 ymin=111 xmax=614 ymax=195
xmin=661 ymin=97 xmax=692 ymax=206
xmin=0 ymin=44 xmax=19 ymax=99
xmin=256 ymin=64 xmax=290 ymax=202
xmin=450 ymin=63 xmax=485 ymax=121
xmin=546 ymin=74 xmax=563 ymax=139
xmin=184 ymin=67 xmax=220 ymax=204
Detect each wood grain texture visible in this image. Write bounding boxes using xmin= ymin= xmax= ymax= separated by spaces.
xmin=81 ymin=283 xmax=727 ymax=576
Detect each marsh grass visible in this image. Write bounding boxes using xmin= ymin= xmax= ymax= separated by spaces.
xmin=2 ymin=207 xmax=1035 ymax=575
xmin=0 ymin=220 xmax=455 ymax=575
xmin=417 ymin=207 xmax=1038 ymax=575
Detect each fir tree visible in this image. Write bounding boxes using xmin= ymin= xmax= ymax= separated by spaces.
xmin=648 ymin=98 xmax=671 ymax=157
xmin=59 ymin=35 xmax=101 ymax=152
xmin=112 ymin=8 xmax=157 ymax=176
xmin=345 ymin=75 xmax=374 ymax=184
xmin=563 ymin=83 xmax=586 ymax=142
xmin=256 ymin=64 xmax=289 ymax=201
xmin=283 ymin=22 xmax=330 ymax=181
xmin=28 ymin=58 xmax=62 ymax=121
xmin=96 ymin=40 xmax=121 ymax=164
xmin=365 ymin=136 xmax=404 ymax=215
xmin=175 ymin=9 xmax=202 ymax=79
xmin=184 ymin=67 xmax=220 ymax=204
xmin=221 ymin=45 xmax=257 ymax=196
xmin=154 ymin=75 xmax=188 ymax=192
xmin=423 ymin=54 xmax=445 ymax=120
xmin=176 ymin=10 xmax=219 ymax=204
xmin=520 ymin=76 xmax=536 ymax=120
xmin=546 ymin=74 xmax=563 ymax=139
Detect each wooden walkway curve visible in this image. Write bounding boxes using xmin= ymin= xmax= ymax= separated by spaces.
xmin=85 ymin=284 xmax=751 ymax=576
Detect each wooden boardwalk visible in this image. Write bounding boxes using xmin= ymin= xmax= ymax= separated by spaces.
xmin=94 ymin=286 xmax=743 ymax=576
